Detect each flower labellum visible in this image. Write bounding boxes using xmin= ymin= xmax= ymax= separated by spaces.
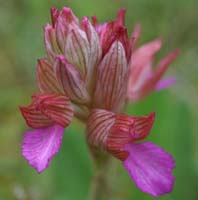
xmin=20 ymin=7 xmax=178 ymax=197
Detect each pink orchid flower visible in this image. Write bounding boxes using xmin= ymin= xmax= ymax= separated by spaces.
xmin=20 ymin=7 xmax=178 ymax=197
xmin=127 ymin=24 xmax=180 ymax=102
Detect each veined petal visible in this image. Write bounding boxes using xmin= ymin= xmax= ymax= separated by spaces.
xmin=106 ymin=112 xmax=155 ymax=160
xmin=44 ymin=24 xmax=61 ymax=62
xmin=87 ymin=109 xmax=115 ymax=148
xmin=82 ymin=17 xmax=102 ymax=67
xmin=37 ymin=58 xmax=63 ymax=94
xmin=81 ymin=17 xmax=102 ymax=90
xmin=56 ymin=7 xmax=79 ymax=51
xmin=20 ymin=101 xmax=52 ymax=129
xmin=22 ymin=124 xmax=64 ymax=173
xmin=100 ymin=22 xmax=129 ymax=59
xmin=64 ymin=28 xmax=90 ymax=77
xmin=20 ymin=94 xmax=73 ymax=128
xmin=87 ymin=109 xmax=155 ymax=161
xmin=122 ymin=142 xmax=175 ymax=197
xmin=55 ymin=55 xmax=90 ymax=104
xmin=37 ymin=94 xmax=73 ymax=128
xmin=94 ymin=41 xmax=128 ymax=112
xmin=95 ymin=9 xmax=130 ymax=59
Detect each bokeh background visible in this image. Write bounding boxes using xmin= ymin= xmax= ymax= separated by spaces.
xmin=0 ymin=0 xmax=198 ymax=199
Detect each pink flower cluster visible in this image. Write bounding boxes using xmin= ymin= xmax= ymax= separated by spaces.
xmin=20 ymin=7 xmax=179 ymax=197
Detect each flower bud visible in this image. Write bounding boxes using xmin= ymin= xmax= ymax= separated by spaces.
xmin=37 ymin=58 xmax=63 ymax=94
xmin=55 ymin=55 xmax=90 ymax=104
xmin=94 ymin=41 xmax=128 ymax=112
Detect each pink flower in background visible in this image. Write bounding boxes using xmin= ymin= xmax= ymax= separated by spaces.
xmin=128 ymin=24 xmax=180 ymax=102
xmin=20 ymin=7 xmax=178 ymax=197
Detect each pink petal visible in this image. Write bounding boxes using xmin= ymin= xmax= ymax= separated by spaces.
xmin=87 ymin=109 xmax=115 ymax=148
xmin=20 ymin=100 xmax=52 ymax=129
xmin=130 ymin=23 xmax=141 ymax=50
xmin=155 ymin=77 xmax=176 ymax=90
xmin=131 ymin=38 xmax=162 ymax=71
xmin=94 ymin=41 xmax=128 ymax=112
xmin=107 ymin=112 xmax=155 ymax=160
xmin=55 ymin=7 xmax=79 ymax=51
xmin=22 ymin=124 xmax=64 ymax=173
xmin=37 ymin=58 xmax=63 ymax=94
xmin=38 ymin=94 xmax=74 ymax=128
xmin=81 ymin=17 xmax=102 ymax=89
xmin=64 ymin=29 xmax=90 ymax=77
xmin=44 ymin=24 xmax=60 ymax=62
xmin=117 ymin=8 xmax=126 ymax=25
xmin=128 ymin=39 xmax=162 ymax=101
xmin=55 ymin=55 xmax=90 ymax=104
xmin=152 ymin=49 xmax=180 ymax=84
xmin=50 ymin=7 xmax=59 ymax=28
xmin=122 ymin=142 xmax=175 ymax=197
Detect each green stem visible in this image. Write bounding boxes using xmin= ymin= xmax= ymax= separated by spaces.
xmin=88 ymin=148 xmax=112 ymax=200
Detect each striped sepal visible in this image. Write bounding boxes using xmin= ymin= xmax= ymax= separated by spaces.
xmin=55 ymin=55 xmax=90 ymax=104
xmin=106 ymin=112 xmax=155 ymax=160
xmin=37 ymin=58 xmax=63 ymax=94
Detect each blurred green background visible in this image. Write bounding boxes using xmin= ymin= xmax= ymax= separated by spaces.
xmin=0 ymin=0 xmax=198 ymax=199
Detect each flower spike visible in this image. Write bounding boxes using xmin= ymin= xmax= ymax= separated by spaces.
xmin=20 ymin=7 xmax=178 ymax=197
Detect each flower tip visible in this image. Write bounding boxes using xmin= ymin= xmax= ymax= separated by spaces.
xmin=81 ymin=16 xmax=90 ymax=28
xmin=50 ymin=7 xmax=59 ymax=27
xmin=19 ymin=106 xmax=25 ymax=114
xmin=133 ymin=23 xmax=142 ymax=35
xmin=117 ymin=8 xmax=126 ymax=24
xmin=82 ymin=16 xmax=89 ymax=23
xmin=132 ymin=112 xmax=156 ymax=140
xmin=173 ymin=48 xmax=180 ymax=57
xmin=149 ymin=111 xmax=156 ymax=123
xmin=44 ymin=23 xmax=52 ymax=31
xmin=91 ymin=15 xmax=98 ymax=24
xmin=62 ymin=7 xmax=72 ymax=14
xmin=55 ymin=54 xmax=65 ymax=62
xmin=154 ymin=37 xmax=163 ymax=46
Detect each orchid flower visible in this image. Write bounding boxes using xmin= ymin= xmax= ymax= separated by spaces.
xmin=127 ymin=24 xmax=179 ymax=102
xmin=20 ymin=7 xmax=178 ymax=197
